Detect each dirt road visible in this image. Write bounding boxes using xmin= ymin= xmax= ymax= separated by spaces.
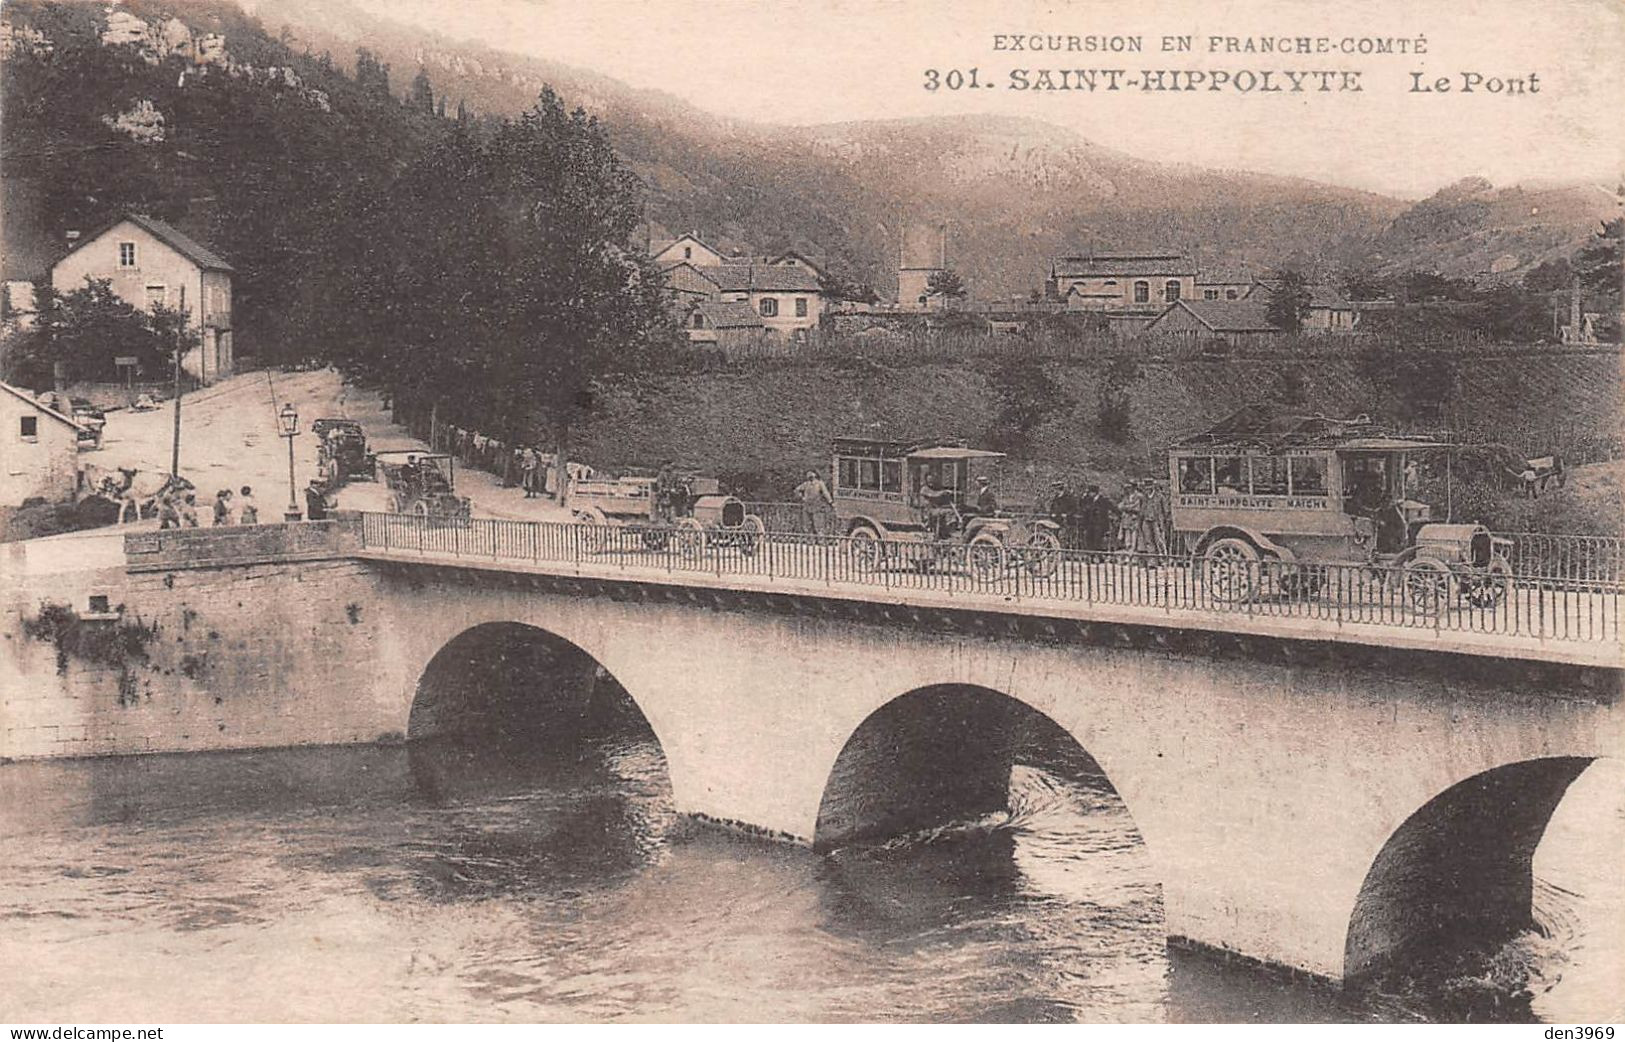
xmin=90 ymin=368 xmax=571 ymax=523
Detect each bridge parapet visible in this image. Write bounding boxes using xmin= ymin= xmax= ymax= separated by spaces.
xmin=124 ymin=513 xmax=364 ymax=572
xmin=349 ymin=512 xmax=1623 ymax=667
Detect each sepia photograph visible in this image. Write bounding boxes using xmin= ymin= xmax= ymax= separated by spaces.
xmin=1 ymin=0 xmax=1621 ymax=1029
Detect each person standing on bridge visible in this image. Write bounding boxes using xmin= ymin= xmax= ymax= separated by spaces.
xmin=238 ymin=486 xmax=259 ymax=525
xmin=794 ymin=469 xmax=834 ymax=536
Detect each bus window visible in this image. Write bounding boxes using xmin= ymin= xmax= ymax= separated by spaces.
xmin=1249 ymin=456 xmax=1289 ymax=496
xmin=1178 ymin=457 xmax=1213 ymax=494
xmin=859 ymin=458 xmax=880 ymax=490
xmin=1290 ymin=456 xmax=1327 ymax=496
xmin=838 ymin=457 xmax=860 ymax=490
xmin=882 ymin=460 xmax=901 ymax=493
xmin=1214 ymin=457 xmax=1245 ymax=495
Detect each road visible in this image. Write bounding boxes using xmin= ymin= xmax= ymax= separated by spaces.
xmin=85 ymin=368 xmax=571 ymax=523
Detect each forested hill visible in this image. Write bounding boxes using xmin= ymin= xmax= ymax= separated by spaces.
xmin=248 ymin=0 xmax=1617 ymax=295
xmin=1 ymin=0 xmax=465 ymax=358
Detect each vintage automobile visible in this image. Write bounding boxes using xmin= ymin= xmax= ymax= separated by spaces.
xmin=830 ymin=436 xmax=1062 ymax=580
xmin=70 ymin=399 xmax=106 ymax=448
xmin=374 ymin=450 xmax=471 ymax=521
xmin=567 ymin=470 xmax=765 ymax=555
xmin=312 ymin=418 xmax=374 ymax=485
xmin=1169 ymin=407 xmax=1513 ymax=610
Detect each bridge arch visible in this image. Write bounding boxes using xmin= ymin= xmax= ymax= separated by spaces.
xmin=1343 ymin=755 xmax=1598 ymax=983
xmin=811 ymin=682 xmax=1153 ymax=861
xmin=407 ymin=620 xmax=673 ymax=766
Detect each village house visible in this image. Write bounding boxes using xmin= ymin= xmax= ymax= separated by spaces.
xmin=1245 ymin=279 xmax=1360 ymax=332
xmin=1046 ymin=249 xmax=1197 ymax=314
xmin=705 ymin=263 xmax=823 ymax=338
xmin=1 ymin=380 xmax=84 ymax=507
xmin=653 ymin=233 xmax=827 ymax=340
xmin=1142 ymin=298 xmax=1284 ymax=349
xmin=50 ymin=213 xmax=235 ymax=382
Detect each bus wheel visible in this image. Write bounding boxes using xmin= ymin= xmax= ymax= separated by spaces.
xmin=1203 ymin=537 xmax=1260 ymax=603
xmin=848 ymin=525 xmax=884 ymax=572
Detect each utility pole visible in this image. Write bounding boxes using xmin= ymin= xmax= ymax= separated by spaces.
xmin=170 ymin=285 xmax=185 ymax=478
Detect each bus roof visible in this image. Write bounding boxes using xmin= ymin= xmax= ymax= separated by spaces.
xmin=1174 ymin=406 xmax=1449 ymax=452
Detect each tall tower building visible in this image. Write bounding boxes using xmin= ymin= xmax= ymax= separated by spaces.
xmin=897 ymin=222 xmax=948 ymax=311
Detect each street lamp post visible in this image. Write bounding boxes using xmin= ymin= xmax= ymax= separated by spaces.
xmin=278 ymin=402 xmax=302 ymax=522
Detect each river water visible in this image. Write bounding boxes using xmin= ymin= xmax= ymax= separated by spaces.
xmin=1 ymin=730 xmax=1619 ymax=1024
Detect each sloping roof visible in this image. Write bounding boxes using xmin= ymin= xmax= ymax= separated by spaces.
xmin=700 ymin=263 xmax=821 ymax=294
xmin=1197 ymin=269 xmax=1256 ymax=286
xmin=652 ymin=231 xmax=724 ymax=260
xmin=1 ymin=381 xmax=86 ymax=431
xmin=695 ymin=300 xmax=764 ymax=329
xmin=1155 ymin=299 xmax=1281 ymax=333
xmin=1053 ymin=251 xmax=1195 ymax=278
xmin=1248 ymin=280 xmax=1355 ymax=309
xmin=57 ymin=213 xmax=234 ymax=273
xmin=768 ymin=249 xmax=826 ymax=275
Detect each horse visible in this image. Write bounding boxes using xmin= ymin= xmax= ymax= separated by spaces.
xmin=81 ymin=465 xmax=196 ymax=524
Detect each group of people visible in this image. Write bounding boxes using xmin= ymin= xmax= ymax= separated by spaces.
xmin=1045 ymin=478 xmax=1172 ymax=554
xmin=158 ymin=485 xmax=259 ymax=528
xmin=432 ymin=423 xmax=555 ymax=498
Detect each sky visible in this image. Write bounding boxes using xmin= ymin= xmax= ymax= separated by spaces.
xmin=345 ymin=0 xmax=1625 ymax=198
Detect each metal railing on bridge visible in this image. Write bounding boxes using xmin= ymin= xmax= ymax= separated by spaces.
xmin=356 ymin=512 xmax=1622 ymax=646
xmin=745 ymin=503 xmax=1625 ymax=586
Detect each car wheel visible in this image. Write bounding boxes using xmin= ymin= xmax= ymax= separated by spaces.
xmin=966 ymin=531 xmax=1008 ymax=584
xmin=1022 ymin=528 xmax=1062 ymax=579
xmin=737 ymin=514 xmax=766 ymax=557
xmin=1403 ymin=556 xmax=1457 ymax=614
xmin=1463 ymin=556 xmax=1512 ymax=608
xmin=848 ymin=525 xmax=883 ymax=572
xmin=1203 ymin=537 xmax=1261 ymax=603
xmin=674 ymin=517 xmax=706 ymax=559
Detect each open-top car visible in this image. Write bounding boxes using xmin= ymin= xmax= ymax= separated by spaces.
xmin=567 ymin=470 xmax=764 ymax=555
xmin=375 ymin=450 xmax=470 ymax=521
xmin=831 ymin=436 xmax=1061 ymax=580
xmin=1169 ymin=407 xmax=1512 ymax=609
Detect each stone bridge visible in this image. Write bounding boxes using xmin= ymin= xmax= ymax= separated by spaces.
xmin=2 ymin=515 xmax=1620 ymax=986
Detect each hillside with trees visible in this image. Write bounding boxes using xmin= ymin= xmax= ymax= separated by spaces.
xmin=1 ymin=0 xmax=674 ymax=462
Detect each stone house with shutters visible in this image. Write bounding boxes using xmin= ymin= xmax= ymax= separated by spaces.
xmin=50 ymin=213 xmax=235 ymax=383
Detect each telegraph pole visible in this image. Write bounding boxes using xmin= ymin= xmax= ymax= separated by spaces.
xmin=170 ymin=285 xmax=185 ymax=478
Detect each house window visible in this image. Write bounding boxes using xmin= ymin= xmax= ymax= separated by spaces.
xmin=145 ymin=285 xmax=167 ymax=309
xmin=759 ymin=298 xmax=778 ymax=317
xmin=211 ymin=287 xmax=227 ymax=312
xmin=1164 ymin=280 xmax=1182 ymax=303
xmin=20 ymin=415 xmax=38 ymax=440
xmin=1226 ymin=289 xmax=1239 ymax=300
xmin=691 ymin=312 xmax=706 ymax=329
xmin=683 ymin=246 xmax=692 ymax=259
xmin=1133 ymin=281 xmax=1150 ymax=304
xmin=1203 ymin=289 xmax=1220 ymax=300
xmin=118 ymin=242 xmax=137 ymax=267
xmin=794 ymin=297 xmax=808 ymax=318
xmin=87 ymin=594 xmax=111 ymax=614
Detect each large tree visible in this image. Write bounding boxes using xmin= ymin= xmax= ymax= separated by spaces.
xmin=487 ymin=88 xmax=675 ymax=497
xmin=2 ymin=278 xmax=195 ymax=388
xmin=1264 ymin=269 xmax=1313 ymax=334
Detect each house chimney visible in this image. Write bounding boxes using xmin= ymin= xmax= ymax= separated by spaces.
xmin=65 ymin=230 xmax=81 ymax=246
